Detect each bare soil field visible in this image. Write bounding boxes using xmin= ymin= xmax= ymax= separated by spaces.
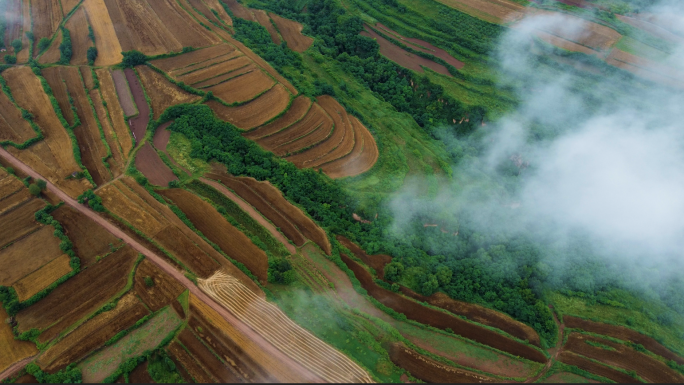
xmin=287 ymin=95 xmax=354 ymax=167
xmin=341 ymin=253 xmax=547 ymax=362
xmin=158 ymin=188 xmax=269 ymax=283
xmin=244 ymin=95 xmax=311 ymax=139
xmin=152 ymin=122 xmax=189 ymax=176
xmin=606 ymin=48 xmax=684 ymax=88
xmin=204 ymin=0 xmax=233 ymax=26
xmin=207 ymin=69 xmax=276 ymax=104
xmin=362 ymin=26 xmax=451 ymax=76
xmin=128 ymin=361 xmax=154 ymax=384
xmin=12 ymin=254 xmax=72 ymax=302
xmin=146 ymin=0 xmax=221 ymax=49
xmin=189 ymin=294 xmax=310 ymax=382
xmin=41 ymin=66 xmax=76 ymax=126
xmin=336 ymin=235 xmax=392 ymax=278
xmin=227 ymin=37 xmax=298 ymax=95
xmin=535 ymin=31 xmax=600 ymax=56
xmin=269 ymin=13 xmax=313 ymax=52
xmin=125 ymin=68 xmax=150 ymax=140
xmin=65 ymin=7 xmax=93 ymax=65
xmin=222 ymin=0 xmax=256 ymax=21
xmin=207 ymin=83 xmax=291 ymax=130
xmin=134 ymin=259 xmax=185 ymax=311
xmin=557 ymin=351 xmax=636 ymax=383
xmin=204 ymin=173 xmax=306 ymax=247
xmin=16 ymin=0 xmax=31 ymax=64
xmin=15 ymin=246 xmax=138 ymax=343
xmin=0 ymin=190 xmax=32 ymax=216
xmin=320 ymin=115 xmax=378 ymax=178
xmin=375 ymin=23 xmax=465 ymax=69
xmin=188 ymin=0 xmax=219 ymax=24
xmin=11 ymin=374 xmax=38 ymax=384
xmin=177 ymin=55 xmax=252 ymax=85
xmin=0 ymin=198 xmax=44 ymax=247
xmin=151 ymin=45 xmax=236 ymax=73
xmin=0 ymin=226 xmax=63 ymax=286
xmin=169 ymin=51 xmax=243 ymax=78
xmin=3 ymin=67 xmax=91 ymax=197
xmin=0 ymin=172 xmax=24 ymax=198
xmin=111 ymin=69 xmax=137 ymax=117
xmin=37 ymin=292 xmax=148 ymax=373
xmin=167 ymin=339 xmax=217 ymax=383
xmin=435 ymin=0 xmax=526 ymax=24
xmin=193 ymin=64 xmax=257 ymax=89
xmin=178 ymin=328 xmax=242 ymax=382
xmin=275 ymin=115 xmax=334 ymax=157
xmin=178 ymin=0 xmax=233 ymax=42
xmin=0 ymin=306 xmax=37 ymax=374
xmin=253 ymin=10 xmax=281 ymax=44
xmin=51 ymin=205 xmax=123 ymax=268
xmin=98 ymin=182 xmax=167 ymax=236
xmin=136 ymin=65 xmax=200 ymax=120
xmin=389 ymin=342 xmax=495 ymax=383
xmin=30 ymin=0 xmax=62 ymax=57
xmin=0 ymin=79 xmax=35 ymax=143
xmin=61 ymin=0 xmax=81 ymax=16
xmin=89 ymin=89 xmax=125 ymax=177
xmin=82 ymin=0 xmax=123 ymax=66
xmin=62 ymin=66 xmax=111 ymax=185
xmin=564 ymin=315 xmax=684 ymax=364
xmin=96 ymin=68 xmax=134 ymax=159
xmin=258 ymin=102 xmax=328 ymax=150
xmin=564 ymin=332 xmax=684 ymax=383
xmin=2 ymin=1 xmax=22 ymax=61
xmin=153 ymin=222 xmax=224 ymax=278
xmin=135 ymin=143 xmax=178 ymax=186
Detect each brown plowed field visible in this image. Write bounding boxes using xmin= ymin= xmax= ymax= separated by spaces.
xmin=269 ymin=13 xmax=313 ymax=52
xmin=65 ymin=7 xmax=92 ymax=65
xmin=178 ymin=328 xmax=242 ymax=383
xmin=434 ymin=0 xmax=525 ymax=24
xmin=535 ymin=31 xmax=600 ymax=56
xmin=129 ymin=361 xmax=154 ymax=384
xmin=12 ymin=254 xmax=72 ymax=302
xmin=96 ymin=69 xmax=134 ymax=159
xmin=169 ymin=51 xmax=243 ymax=78
xmin=146 ymin=0 xmax=221 ymax=49
xmin=0 ymin=226 xmax=63 ymax=286
xmin=152 ymin=121 xmax=189 ymax=176
xmin=0 ymin=172 xmax=24 ymax=198
xmin=0 ymin=81 xmax=35 ymax=143
xmin=0 ymin=198 xmax=44 ymax=247
xmin=178 ymin=0 xmax=233 ymax=42
xmin=37 ymin=292 xmax=149 ymax=373
xmin=151 ymin=45 xmax=236 ymax=73
xmin=321 ymin=115 xmax=378 ymax=178
xmin=158 ymin=188 xmax=269 ymax=283
xmin=341 ymin=253 xmax=547 ymax=362
xmin=167 ymin=340 xmax=217 ymax=383
xmin=153 ymin=225 xmax=221 ymax=278
xmin=389 ymin=342 xmax=495 ymax=383
xmin=564 ymin=332 xmax=684 ymax=383
xmin=275 ymin=115 xmax=334 ymax=157
xmin=16 ymin=0 xmax=31 ymax=64
xmin=207 ymin=83 xmax=291 ymax=130
xmin=361 ymin=26 xmax=451 ymax=76
xmin=253 ymin=10 xmax=281 ymax=44
xmin=63 ymin=66 xmax=112 ymax=185
xmin=286 ymin=95 xmax=353 ymax=167
xmin=244 ymin=95 xmax=311 ymax=139
xmin=135 ymin=143 xmax=178 ymax=186
xmin=558 ymin=351 xmax=636 ymax=383
xmin=336 ymin=235 xmax=392 ymax=278
xmin=111 ymin=69 xmax=137 ymax=117
xmin=192 ymin=63 xmax=256 ymax=89
xmin=61 ymin=0 xmax=81 ymax=16
xmin=189 ymin=294 xmax=310 ymax=382
xmin=51 ymin=205 xmax=123 ymax=268
xmin=98 ymin=182 xmax=167 ymax=236
xmin=189 ymin=301 xmax=271 ymax=382
xmin=125 ymin=68 xmax=150 ymax=141
xmin=227 ymin=37 xmax=298 ymax=95
xmin=257 ymin=102 xmax=328 ymax=150
xmin=136 ymin=65 xmax=200 ymax=120
xmin=204 ymin=0 xmax=233 ymax=26
xmin=204 ymin=172 xmax=306 ymax=247
xmin=208 ymin=69 xmax=275 ymax=105
xmin=530 ymin=10 xmax=621 ymax=51
xmin=188 ymin=0 xmax=219 ymax=24
xmin=36 ymin=29 xmax=62 ymax=64
xmin=30 ymin=0 xmax=62 ymax=57
xmin=222 ymin=0 xmax=255 ymax=21
xmin=564 ymin=315 xmax=684 ymax=365
xmin=41 ymin=66 xmax=76 ymax=126
xmin=81 ymin=67 xmax=95 ymax=91
xmin=0 ymin=190 xmax=32 ymax=215
xmin=90 ymin=89 xmax=125 ymax=177
xmin=0 ymin=305 xmax=37 ymax=374
xmin=375 ymin=23 xmax=465 ymax=69
xmin=2 ymin=1 xmax=22 ymax=61
xmin=134 ymin=259 xmax=185 ymax=311
xmin=103 ymin=0 xmax=182 ymax=56
xmin=82 ymin=0 xmax=123 ymax=66
xmin=16 ymin=246 xmax=138 ymax=344
xmin=239 ymin=176 xmax=331 ymax=254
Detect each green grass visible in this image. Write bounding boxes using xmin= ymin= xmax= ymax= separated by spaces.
xmin=166 ymin=132 xmax=210 ymax=176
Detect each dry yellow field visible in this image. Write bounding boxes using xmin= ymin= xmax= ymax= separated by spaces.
xmin=12 ymin=254 xmax=73 ymax=301
xmin=0 ymin=226 xmax=63 ymax=286
xmin=82 ymin=0 xmax=123 ymax=66
xmin=0 ymin=305 xmax=37 ymax=373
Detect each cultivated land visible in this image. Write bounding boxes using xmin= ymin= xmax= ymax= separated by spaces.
xmin=0 ymin=306 xmax=37 ymax=374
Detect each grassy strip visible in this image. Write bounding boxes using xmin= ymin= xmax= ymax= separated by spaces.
xmin=535 ymin=360 xmax=616 ymax=383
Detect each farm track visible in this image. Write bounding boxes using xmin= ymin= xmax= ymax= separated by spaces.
xmin=0 ymin=146 xmax=325 ymax=384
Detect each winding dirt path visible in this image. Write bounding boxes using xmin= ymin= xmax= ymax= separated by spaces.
xmin=0 ymin=147 xmax=322 ymax=383
xmin=0 ymin=356 xmax=36 ymax=382
xmin=526 ymin=310 xmax=565 ymax=383
xmin=200 ymin=177 xmax=297 ymax=255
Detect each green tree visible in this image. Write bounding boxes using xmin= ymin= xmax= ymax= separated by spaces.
xmin=28 ymin=183 xmax=41 ymax=196
xmin=37 ymin=37 xmax=50 ymax=52
xmin=421 ymin=274 xmax=439 ymax=296
xmin=87 ymin=46 xmax=98 ymax=65
xmin=144 ymin=276 xmax=155 ymax=287
xmin=436 ymin=265 xmax=453 ymax=286
xmin=11 ymin=38 xmax=21 ymax=53
xmin=36 ymin=179 xmax=47 ymax=190
xmin=121 ymin=50 xmax=147 ymax=67
xmin=4 ymin=54 xmax=16 ymax=64
xmin=384 ymin=262 xmax=404 ymax=282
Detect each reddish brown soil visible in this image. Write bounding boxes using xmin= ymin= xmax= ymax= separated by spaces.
xmin=336 ymin=235 xmax=392 ymax=278
xmin=111 ymin=69 xmax=138 ymax=118
xmin=564 ymin=316 xmax=684 ymax=365
xmin=168 ymin=340 xmax=216 ymax=383
xmin=244 ymin=95 xmax=312 ymax=139
xmin=151 ymin=45 xmax=236 ymax=73
xmin=389 ymin=342 xmax=495 ymax=383
xmin=124 ymin=68 xmax=150 ymax=141
xmin=0 ymin=199 xmax=44 ymax=248
xmin=152 ymin=121 xmax=190 ymax=176
xmin=136 ymin=65 xmax=200 ymax=120
xmin=207 ymin=69 xmax=276 ymax=105
xmin=129 ymin=361 xmax=154 ymax=384
xmin=152 ymin=226 xmax=220 ymax=278
xmin=193 ymin=64 xmax=256 ymax=89
xmin=320 ymin=115 xmax=378 ymax=178
xmin=176 ymin=56 xmax=251 ymax=86
xmin=257 ymin=102 xmax=329 ymax=150
xmin=227 ymin=36 xmax=298 ymax=95
xmin=12 ymin=374 xmax=37 ymax=383
xmin=146 ymin=0 xmax=222 ymax=50
xmin=178 ymin=328 xmax=242 ymax=382
xmin=375 ymin=23 xmax=464 ymax=69
xmin=66 ymin=7 xmax=92 ymax=65
xmin=206 ymin=83 xmax=291 ymax=130
xmin=361 ymin=26 xmax=451 ymax=76
xmin=0 ymin=226 xmax=63 ymax=286
xmin=0 ymin=190 xmax=31 ymax=215
xmin=340 ymin=253 xmax=547 ymax=363
xmin=253 ymin=10 xmax=281 ymax=44
xmin=157 ymin=188 xmax=269 ymax=283
xmin=269 ymin=13 xmax=313 ymax=52
xmin=275 ymin=115 xmax=334 ymax=157
xmin=564 ymin=332 xmax=684 ymax=383
xmin=135 ymin=143 xmax=178 ymax=186
xmin=558 ymin=351 xmax=636 ymax=383
xmin=134 ymin=259 xmax=185 ymax=311
xmin=41 ymin=67 xmax=76 ymax=126
xmin=0 ymin=83 xmax=35 ymax=143
xmin=222 ymin=0 xmax=256 ymax=21
xmin=1 ymin=1 xmax=22 ymax=61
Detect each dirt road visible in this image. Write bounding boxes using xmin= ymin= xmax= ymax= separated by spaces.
xmin=0 ymin=356 xmax=36 ymax=382
xmin=0 ymin=147 xmax=323 ymax=383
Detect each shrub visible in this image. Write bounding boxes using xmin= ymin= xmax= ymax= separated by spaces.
xmin=87 ymin=46 xmax=98 ymax=66
xmin=37 ymin=37 xmax=51 ymax=52
xmin=144 ymin=276 xmax=155 ymax=287
xmin=58 ymin=27 xmax=72 ymax=65
xmin=36 ymin=179 xmax=47 ymax=190
xmin=4 ymin=55 xmax=16 ymax=64
xmin=121 ymin=50 xmax=148 ymax=68
xmin=11 ymin=38 xmax=21 ymax=53
xmin=77 ymin=189 xmax=105 ymax=212
xmin=6 ymin=167 xmax=15 ymax=175
xmin=28 ymin=183 xmax=41 ymax=196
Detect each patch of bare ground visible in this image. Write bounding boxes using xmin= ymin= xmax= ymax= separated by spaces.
xmin=135 ymin=142 xmax=178 ymax=187
xmin=134 ymin=259 xmax=186 ymax=311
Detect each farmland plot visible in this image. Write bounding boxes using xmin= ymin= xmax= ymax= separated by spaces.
xmin=12 ymin=254 xmax=72 ymax=302
xmin=435 ymin=0 xmax=526 ymax=24
xmin=2 ymin=0 xmax=23 ymax=61
xmin=36 ymin=29 xmax=63 ymax=64
xmin=557 ymin=351 xmax=636 ymax=383
xmin=41 ymin=66 xmax=76 ymax=127
xmin=169 ymin=51 xmax=243 ymax=78
xmin=89 ymin=88 xmax=126 ymax=176
xmin=0 ymin=173 xmax=24 ymax=199
xmin=150 ymin=44 xmax=236 ymax=73
xmin=134 ymin=142 xmax=178 ymax=186
xmin=145 ymin=0 xmax=222 ymax=48
xmin=207 ymin=69 xmax=275 ymax=104
xmin=110 ymin=69 xmax=137 ymax=117
xmin=178 ymin=328 xmax=242 ymax=382
xmin=82 ymin=0 xmax=123 ymax=66
xmin=167 ymin=340 xmax=217 ymax=383
xmin=269 ymin=13 xmax=313 ymax=52
xmin=203 ymin=0 xmax=233 ymax=26
xmin=0 ymin=226 xmax=63 ymax=287
xmin=0 ymin=189 xmax=32 ymax=215
xmin=125 ymin=68 xmax=151 ymax=141
xmin=227 ymin=37 xmax=298 ymax=95
xmin=65 ymin=7 xmax=93 ymax=65
xmin=243 ymin=95 xmax=312 ymax=139
xmin=222 ymin=0 xmax=255 ymax=22
xmin=192 ymin=63 xmax=257 ymax=89
xmin=206 ymin=83 xmax=291 ymax=130
xmin=0 ymin=306 xmax=37 ymax=374
xmin=528 ymin=10 xmax=622 ymax=52
xmin=133 ymin=259 xmax=185 ymax=311
xmin=16 ymin=0 xmax=31 ymax=63
xmin=0 ymin=198 xmax=44 ymax=248
xmin=96 ymin=68 xmax=134 ymax=159
xmin=60 ymin=0 xmax=81 ymax=16
xmin=253 ymin=10 xmax=281 ymax=44
xmin=136 ymin=65 xmax=200 ymax=120
xmin=30 ymin=0 xmax=62 ymax=57
xmin=320 ymin=115 xmax=379 ymax=178
xmin=375 ymin=23 xmax=465 ymax=69
xmin=177 ymin=0 xmax=233 ymax=42
xmin=257 ymin=102 xmax=330 ymax=150
xmin=0 ymin=80 xmax=36 ymax=144
xmin=3 ymin=67 xmax=92 ymax=197
xmin=176 ymin=56 xmax=252 ymax=86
